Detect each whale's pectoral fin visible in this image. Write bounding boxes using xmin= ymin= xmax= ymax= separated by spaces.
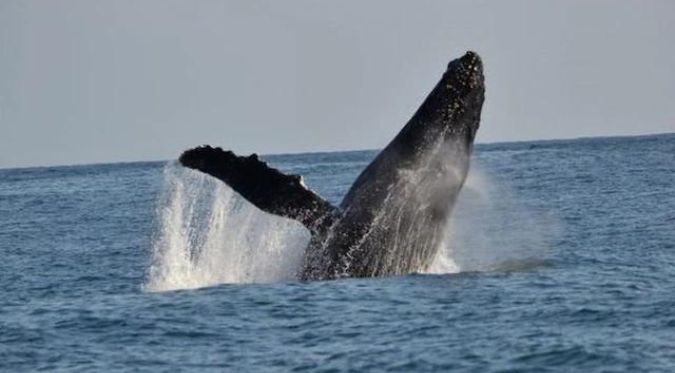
xmin=179 ymin=145 xmax=337 ymax=233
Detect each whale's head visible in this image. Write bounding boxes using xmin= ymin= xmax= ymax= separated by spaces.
xmin=444 ymin=51 xmax=484 ymax=101
xmin=436 ymin=51 xmax=484 ymax=142
xmin=393 ymin=51 xmax=485 ymax=159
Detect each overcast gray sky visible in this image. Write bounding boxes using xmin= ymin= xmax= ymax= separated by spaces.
xmin=1 ymin=0 xmax=674 ymax=168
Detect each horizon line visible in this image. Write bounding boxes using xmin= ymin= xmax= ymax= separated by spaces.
xmin=1 ymin=131 xmax=673 ymax=171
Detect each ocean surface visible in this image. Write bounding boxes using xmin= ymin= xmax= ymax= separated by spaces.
xmin=1 ymin=133 xmax=674 ymax=372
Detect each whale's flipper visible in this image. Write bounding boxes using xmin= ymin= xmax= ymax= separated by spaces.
xmin=179 ymin=146 xmax=337 ymax=233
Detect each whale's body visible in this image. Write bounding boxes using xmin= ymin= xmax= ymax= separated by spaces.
xmin=179 ymin=52 xmax=485 ymax=280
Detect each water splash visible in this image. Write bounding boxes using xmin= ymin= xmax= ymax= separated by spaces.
xmin=431 ymin=164 xmax=559 ymax=273
xmin=144 ymin=162 xmax=309 ymax=292
xmin=145 ymin=158 xmax=557 ymax=291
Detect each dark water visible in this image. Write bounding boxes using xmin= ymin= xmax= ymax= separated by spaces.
xmin=1 ymin=134 xmax=674 ymax=372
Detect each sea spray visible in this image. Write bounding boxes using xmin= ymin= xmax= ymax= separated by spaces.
xmin=145 ymin=162 xmax=309 ymax=291
xmin=146 ymin=160 xmax=558 ymax=290
xmin=432 ymin=163 xmax=560 ymax=273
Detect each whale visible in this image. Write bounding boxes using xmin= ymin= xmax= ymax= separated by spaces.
xmin=178 ymin=51 xmax=485 ymax=280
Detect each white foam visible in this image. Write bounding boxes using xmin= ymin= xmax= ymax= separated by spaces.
xmin=144 ymin=162 xmax=309 ymax=292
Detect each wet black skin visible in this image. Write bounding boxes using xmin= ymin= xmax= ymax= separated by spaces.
xmin=179 ymin=51 xmax=485 ymax=280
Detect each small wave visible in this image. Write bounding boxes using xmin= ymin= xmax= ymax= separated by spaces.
xmin=489 ymin=258 xmax=553 ymax=272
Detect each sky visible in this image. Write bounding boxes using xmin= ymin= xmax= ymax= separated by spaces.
xmin=1 ymin=1 xmax=674 ymax=168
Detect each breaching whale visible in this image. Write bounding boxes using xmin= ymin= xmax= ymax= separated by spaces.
xmin=179 ymin=51 xmax=485 ymax=281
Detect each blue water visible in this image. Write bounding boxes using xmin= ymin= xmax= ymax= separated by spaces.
xmin=1 ymin=134 xmax=674 ymax=372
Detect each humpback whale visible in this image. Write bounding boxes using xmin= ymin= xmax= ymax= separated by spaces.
xmin=179 ymin=51 xmax=485 ymax=280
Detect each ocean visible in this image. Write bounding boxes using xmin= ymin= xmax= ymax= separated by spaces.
xmin=1 ymin=133 xmax=674 ymax=372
